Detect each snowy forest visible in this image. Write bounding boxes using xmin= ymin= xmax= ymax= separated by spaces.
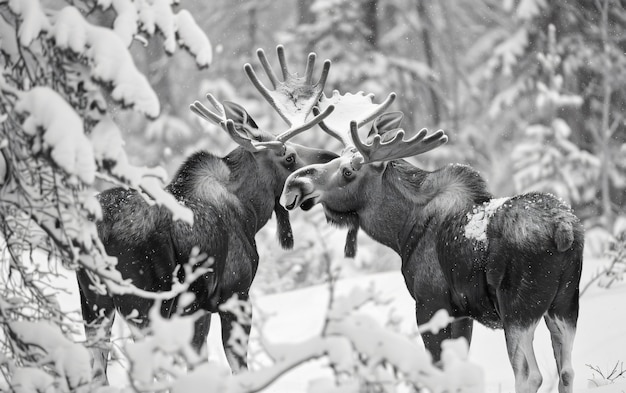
xmin=0 ymin=0 xmax=625 ymax=392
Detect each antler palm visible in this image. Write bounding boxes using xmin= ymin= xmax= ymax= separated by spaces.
xmin=244 ymin=45 xmax=332 ymax=140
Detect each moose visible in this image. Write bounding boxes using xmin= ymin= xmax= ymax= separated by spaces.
xmin=281 ymin=108 xmax=584 ymax=393
xmin=77 ymin=45 xmax=339 ymax=383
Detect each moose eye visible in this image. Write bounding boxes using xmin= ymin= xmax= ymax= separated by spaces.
xmin=342 ymin=168 xmax=353 ymax=178
xmin=285 ymin=154 xmax=295 ymax=163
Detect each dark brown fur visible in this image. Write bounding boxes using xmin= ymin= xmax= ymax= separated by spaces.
xmin=78 ymin=107 xmax=337 ymax=384
xmin=283 ymin=157 xmax=584 ymax=393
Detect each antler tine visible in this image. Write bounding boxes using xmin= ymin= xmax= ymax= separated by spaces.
xmin=244 ymin=45 xmax=332 ymax=141
xmin=276 ymin=104 xmax=335 ymax=142
xmin=304 ymin=52 xmax=316 ymax=84
xmin=276 ymin=44 xmax=290 ymax=81
xmin=316 ymin=91 xmax=398 ymax=148
xmin=224 ymin=120 xmax=284 ymax=153
xmin=349 ymin=120 xmax=448 ymax=167
xmin=243 ymin=62 xmax=283 ymax=121
xmin=254 ymin=47 xmax=280 ymax=89
xmin=317 ymin=58 xmax=331 ymax=91
xmin=313 ymin=106 xmax=352 ymax=146
xmin=356 ymin=92 xmax=397 ymax=128
xmin=190 ymin=93 xmax=227 ymax=125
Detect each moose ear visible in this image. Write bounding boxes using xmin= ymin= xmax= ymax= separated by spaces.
xmin=368 ymin=111 xmax=404 ymax=139
xmin=223 ymin=101 xmax=260 ymax=134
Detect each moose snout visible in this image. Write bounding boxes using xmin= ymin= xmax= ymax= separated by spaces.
xmin=281 ymin=168 xmax=319 ymax=210
xmin=281 ymin=178 xmax=308 ymax=210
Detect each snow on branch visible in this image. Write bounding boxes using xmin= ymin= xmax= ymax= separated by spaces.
xmin=51 ymin=6 xmax=160 ymax=118
xmin=134 ymin=0 xmax=213 ymax=68
xmin=6 ymin=320 xmax=92 ymax=391
xmin=89 ymin=116 xmax=163 ymax=186
xmin=151 ymin=0 xmax=177 ymax=53
xmin=7 ymin=0 xmax=50 ymax=46
xmin=14 ymin=86 xmax=96 ymax=185
xmin=9 ymin=367 xmax=55 ymax=393
xmin=90 ymin=115 xmax=193 ymax=224
xmin=0 ymin=16 xmax=20 ymax=64
xmin=100 ymin=0 xmax=139 ymax=47
xmin=175 ymin=10 xmax=213 ymax=68
xmin=229 ymin=336 xmax=354 ymax=393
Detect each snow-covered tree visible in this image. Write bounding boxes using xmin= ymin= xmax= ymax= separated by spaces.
xmin=477 ymin=0 xmax=626 ymax=226
xmin=0 ymin=0 xmax=211 ymax=388
xmin=511 ymin=25 xmax=597 ymax=206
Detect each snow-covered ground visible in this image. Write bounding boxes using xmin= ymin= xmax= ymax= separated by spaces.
xmin=56 ymin=255 xmax=625 ymax=392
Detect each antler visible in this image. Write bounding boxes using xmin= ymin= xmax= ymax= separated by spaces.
xmin=349 ymin=115 xmax=448 ymax=168
xmin=190 ymin=94 xmax=284 ymax=152
xmin=244 ymin=45 xmax=334 ymax=142
xmin=315 ymin=91 xmax=397 ymax=147
xmin=190 ymin=93 xmax=227 ymax=124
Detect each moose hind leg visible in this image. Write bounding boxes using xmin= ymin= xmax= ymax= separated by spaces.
xmin=544 ymin=314 xmax=576 ymax=393
xmin=504 ymin=320 xmax=543 ymax=393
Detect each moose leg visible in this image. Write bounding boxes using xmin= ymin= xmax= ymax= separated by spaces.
xmin=451 ymin=317 xmax=474 ymax=347
xmin=544 ymin=314 xmax=576 ymax=393
xmin=503 ymin=320 xmax=543 ymax=393
xmin=80 ymin=301 xmax=115 ymax=384
xmin=84 ymin=314 xmax=114 ymax=385
xmin=219 ymin=306 xmax=251 ymax=373
xmin=77 ymin=271 xmax=116 ymax=385
xmin=416 ymin=302 xmax=465 ymax=363
xmin=191 ymin=312 xmax=212 ymax=357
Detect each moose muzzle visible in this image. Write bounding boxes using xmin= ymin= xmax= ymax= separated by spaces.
xmin=281 ymin=168 xmax=321 ymax=211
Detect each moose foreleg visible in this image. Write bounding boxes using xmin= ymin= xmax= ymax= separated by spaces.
xmin=84 ymin=314 xmax=115 ymax=385
xmin=219 ymin=306 xmax=251 ymax=373
xmin=78 ymin=270 xmax=116 ymax=385
xmin=416 ymin=303 xmax=473 ymax=364
xmin=191 ymin=312 xmax=212 ymax=358
xmin=451 ymin=317 xmax=473 ymax=347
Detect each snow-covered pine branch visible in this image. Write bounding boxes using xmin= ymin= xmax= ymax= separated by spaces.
xmin=5 ymin=320 xmax=92 ymax=391
xmin=0 ymin=1 xmax=215 ymax=389
xmin=51 ymin=6 xmax=159 ymax=118
xmin=100 ymin=0 xmax=213 ymax=68
xmin=14 ymin=86 xmax=96 ymax=185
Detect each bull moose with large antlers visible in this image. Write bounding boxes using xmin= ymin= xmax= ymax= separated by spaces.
xmin=77 ymin=46 xmax=338 ymax=383
xmin=281 ymin=105 xmax=584 ymax=393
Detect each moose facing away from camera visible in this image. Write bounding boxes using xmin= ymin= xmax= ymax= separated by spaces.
xmin=281 ymin=108 xmax=584 ymax=393
xmin=77 ymin=46 xmax=339 ymax=383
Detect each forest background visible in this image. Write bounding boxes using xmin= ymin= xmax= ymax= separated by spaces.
xmin=0 ymin=0 xmax=625 ymax=391
xmin=130 ymin=0 xmax=626 ymax=293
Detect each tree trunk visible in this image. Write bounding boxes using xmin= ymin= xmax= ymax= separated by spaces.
xmin=146 ymin=37 xmax=173 ymax=115
xmin=416 ymin=0 xmax=441 ymax=125
xmin=298 ymin=0 xmax=316 ymax=53
xmin=363 ymin=0 xmax=378 ymax=49
xmin=247 ymin=3 xmax=258 ymax=54
xmin=598 ymin=0 xmax=614 ymax=228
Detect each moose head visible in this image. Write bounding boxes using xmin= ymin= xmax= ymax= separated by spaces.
xmin=190 ymin=45 xmax=339 ymax=247
xmin=281 ymin=99 xmax=447 ymax=255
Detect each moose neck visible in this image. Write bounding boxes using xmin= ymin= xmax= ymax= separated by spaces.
xmin=224 ymin=148 xmax=279 ymax=233
xmin=356 ymin=161 xmax=491 ymax=256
